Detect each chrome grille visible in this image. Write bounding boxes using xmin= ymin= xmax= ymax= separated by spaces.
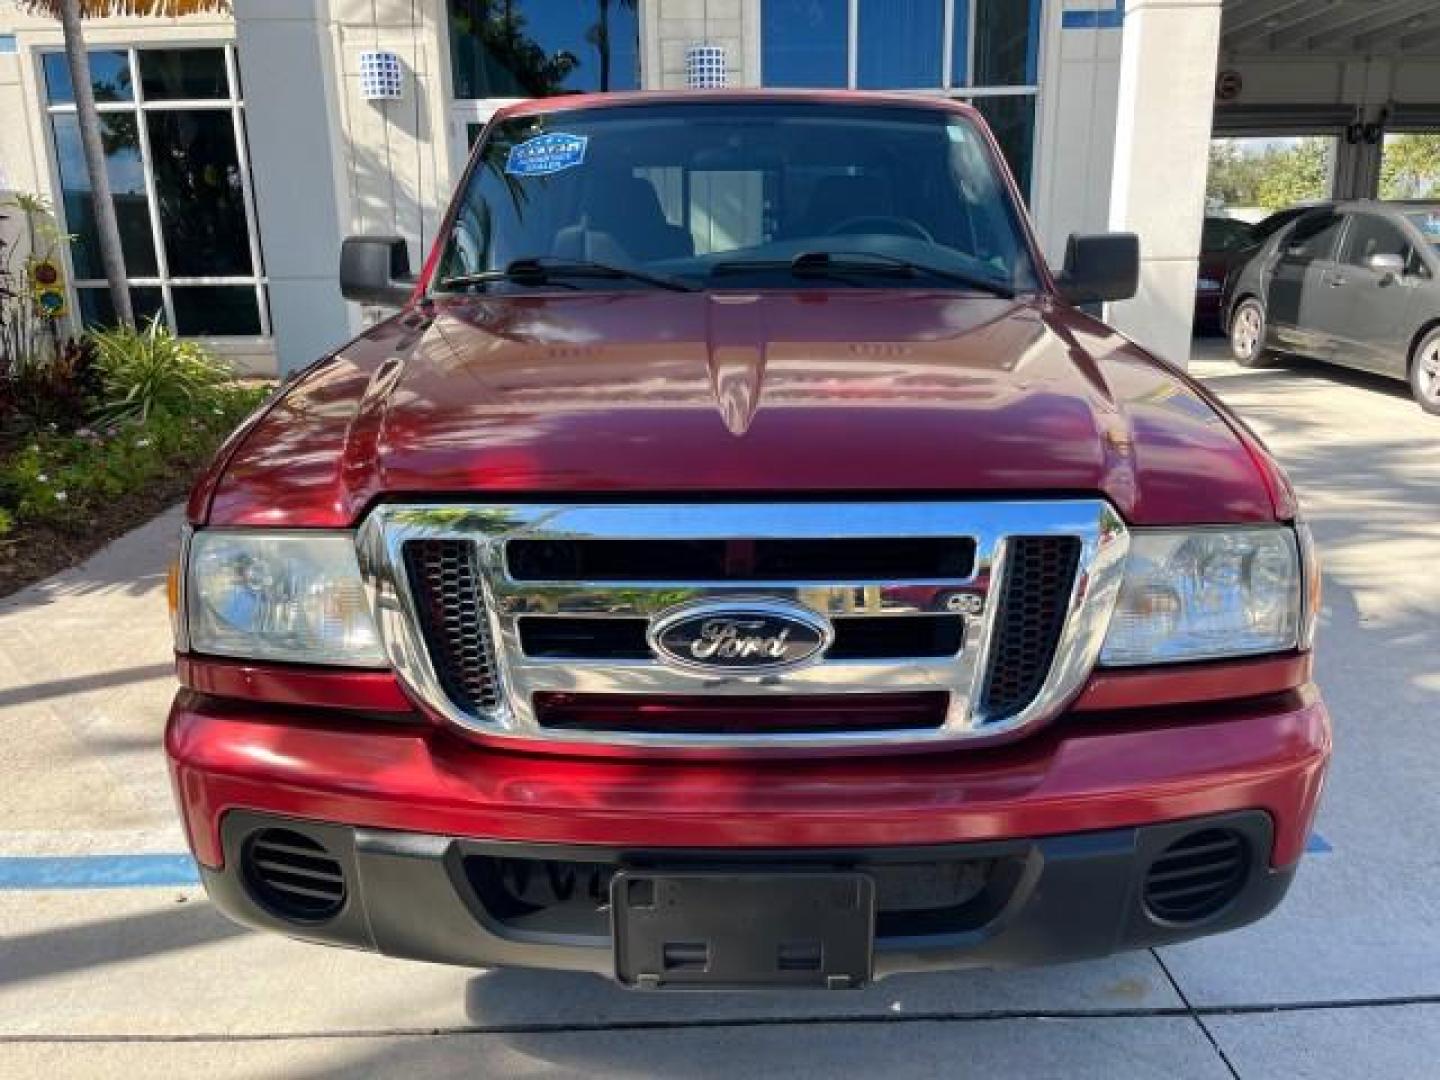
xmin=358 ymin=501 xmax=1129 ymax=752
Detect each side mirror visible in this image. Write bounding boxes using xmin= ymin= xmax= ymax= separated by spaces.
xmin=1366 ymin=252 xmax=1405 ymax=282
xmin=1057 ymin=232 xmax=1140 ymax=305
xmin=340 ymin=235 xmax=417 ymax=307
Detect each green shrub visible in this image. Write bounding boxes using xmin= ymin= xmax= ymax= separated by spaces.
xmin=0 ymin=383 xmax=267 ymax=531
xmin=90 ymin=316 xmax=231 ymax=425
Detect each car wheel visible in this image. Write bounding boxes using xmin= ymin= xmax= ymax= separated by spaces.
xmin=1229 ymin=299 xmax=1270 ymax=368
xmin=1410 ymin=328 xmax=1440 ymax=416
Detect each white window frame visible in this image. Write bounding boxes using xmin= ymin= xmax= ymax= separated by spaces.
xmin=39 ymin=42 xmax=270 ymax=341
xmin=761 ymin=0 xmax=1044 ymax=192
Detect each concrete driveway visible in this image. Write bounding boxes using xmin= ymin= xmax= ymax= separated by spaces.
xmin=1 ymin=341 xmax=1437 ymax=1078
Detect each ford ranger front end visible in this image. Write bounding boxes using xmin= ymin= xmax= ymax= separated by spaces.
xmin=166 ymin=92 xmax=1329 ymax=990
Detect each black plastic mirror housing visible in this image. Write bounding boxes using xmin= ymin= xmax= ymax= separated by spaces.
xmin=340 ymin=235 xmax=417 ymax=307
xmin=1057 ymin=232 xmax=1140 ymax=305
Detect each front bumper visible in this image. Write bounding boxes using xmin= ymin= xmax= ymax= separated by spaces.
xmin=202 ymin=808 xmax=1293 ymax=981
xmin=168 ymin=688 xmax=1329 ymax=980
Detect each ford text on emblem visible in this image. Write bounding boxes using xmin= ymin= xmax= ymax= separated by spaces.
xmin=648 ymin=600 xmax=833 ymax=674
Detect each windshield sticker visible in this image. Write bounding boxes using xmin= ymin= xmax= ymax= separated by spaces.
xmin=505 ymin=133 xmax=588 ymax=177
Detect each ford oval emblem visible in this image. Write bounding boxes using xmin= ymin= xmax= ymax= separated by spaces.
xmin=647 ymin=600 xmax=833 ymax=675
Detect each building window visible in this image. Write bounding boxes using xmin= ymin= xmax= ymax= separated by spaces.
xmin=42 ymin=45 xmax=267 ymax=337
xmin=762 ymin=0 xmax=848 ymax=88
xmin=761 ymin=0 xmax=1041 ymax=195
xmin=448 ymin=0 xmax=640 ymax=99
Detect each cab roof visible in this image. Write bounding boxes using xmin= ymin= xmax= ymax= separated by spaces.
xmin=492 ymin=89 xmax=983 ymax=123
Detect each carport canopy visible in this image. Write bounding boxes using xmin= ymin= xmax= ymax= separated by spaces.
xmin=1215 ymin=0 xmax=1440 ymax=198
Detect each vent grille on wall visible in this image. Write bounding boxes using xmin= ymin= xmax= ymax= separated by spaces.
xmin=359 ymin=50 xmax=404 ymax=101
xmin=686 ymin=45 xmax=728 ymax=89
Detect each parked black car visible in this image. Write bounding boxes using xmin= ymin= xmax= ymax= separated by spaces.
xmin=1226 ymin=201 xmax=1440 ymax=413
xmin=1195 ymin=216 xmax=1256 ymax=332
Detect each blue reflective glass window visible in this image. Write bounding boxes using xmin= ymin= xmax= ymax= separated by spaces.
xmin=0 ymin=35 xmax=18 ymax=55
xmin=449 ymin=0 xmax=640 ymax=98
xmin=50 ymin=112 xmax=157 ymax=278
xmin=76 ymin=286 xmax=165 ymax=330
xmin=974 ymin=0 xmax=1040 ymax=87
xmin=43 ymin=50 xmax=133 ymax=105
xmin=857 ymin=0 xmax=943 ymax=89
xmin=762 ymin=0 xmax=848 ymax=88
xmin=951 ymin=0 xmax=969 ymax=86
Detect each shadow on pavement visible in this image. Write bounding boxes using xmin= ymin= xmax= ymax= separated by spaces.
xmin=0 ymin=901 xmax=249 ymax=991
xmin=0 ymin=662 xmax=174 ymax=710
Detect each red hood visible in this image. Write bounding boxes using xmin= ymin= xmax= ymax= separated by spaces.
xmin=198 ymin=290 xmax=1284 ymax=527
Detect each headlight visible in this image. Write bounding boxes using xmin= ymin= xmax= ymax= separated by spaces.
xmin=186 ymin=531 xmax=386 ymax=666
xmin=1100 ymin=527 xmax=1301 ymax=666
xmin=1197 ymin=277 xmax=1223 ymax=292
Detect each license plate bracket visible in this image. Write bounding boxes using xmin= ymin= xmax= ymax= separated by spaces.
xmin=612 ymin=871 xmax=874 ymax=990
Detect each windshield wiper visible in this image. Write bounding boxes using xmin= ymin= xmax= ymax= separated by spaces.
xmin=712 ymin=250 xmax=1015 ymax=299
xmin=437 ymin=256 xmax=699 ymax=294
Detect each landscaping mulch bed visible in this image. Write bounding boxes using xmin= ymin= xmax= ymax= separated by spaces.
xmin=0 ymin=465 xmax=196 ymax=599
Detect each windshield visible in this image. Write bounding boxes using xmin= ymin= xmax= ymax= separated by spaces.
xmin=434 ymin=102 xmax=1039 ymax=294
xmin=1405 ymin=209 xmax=1440 ymax=254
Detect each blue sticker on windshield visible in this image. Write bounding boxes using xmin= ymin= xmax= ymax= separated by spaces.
xmin=505 ymin=132 xmax=588 ymax=177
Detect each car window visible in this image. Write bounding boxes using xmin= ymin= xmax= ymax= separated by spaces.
xmin=1404 ymin=209 xmax=1440 ymax=255
xmin=1339 ymin=214 xmax=1412 ymax=269
xmin=1252 ymin=206 xmax=1309 ymax=241
xmin=1283 ymin=210 xmax=1345 ymax=260
xmin=434 ymin=102 xmax=1040 ymax=293
xmin=1201 ymin=217 xmax=1254 ymax=253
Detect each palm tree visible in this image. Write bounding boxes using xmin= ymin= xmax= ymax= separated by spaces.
xmin=22 ymin=1 xmax=231 ymax=329
xmin=586 ymin=0 xmax=637 ymax=92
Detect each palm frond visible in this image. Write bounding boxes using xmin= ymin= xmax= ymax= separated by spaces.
xmin=23 ymin=1 xmax=231 ymax=17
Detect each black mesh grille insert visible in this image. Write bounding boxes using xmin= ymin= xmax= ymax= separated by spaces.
xmin=404 ymin=538 xmax=500 ymax=713
xmin=242 ymin=828 xmax=346 ymax=922
xmin=980 ymin=536 xmax=1082 ymax=720
xmin=1144 ymin=829 xmax=1249 ymax=924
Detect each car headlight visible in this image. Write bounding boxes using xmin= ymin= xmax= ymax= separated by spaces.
xmin=186 ymin=531 xmax=386 ymax=666
xmin=1197 ymin=277 xmax=1223 ymax=292
xmin=1100 ymin=527 xmax=1302 ymax=666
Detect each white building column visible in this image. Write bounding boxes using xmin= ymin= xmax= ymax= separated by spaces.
xmin=1105 ymin=0 xmax=1222 ymax=367
xmin=233 ymin=0 xmax=355 ymax=372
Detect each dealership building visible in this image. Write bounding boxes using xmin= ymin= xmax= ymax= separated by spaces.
xmin=1 ymin=0 xmax=1438 ymax=374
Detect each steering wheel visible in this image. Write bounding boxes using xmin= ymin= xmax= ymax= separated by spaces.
xmin=824 ymin=216 xmax=935 ymax=242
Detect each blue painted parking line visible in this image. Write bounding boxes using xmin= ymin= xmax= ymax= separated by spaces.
xmin=0 ymin=853 xmax=200 ymax=889
xmin=1306 ymin=832 xmax=1333 ymax=854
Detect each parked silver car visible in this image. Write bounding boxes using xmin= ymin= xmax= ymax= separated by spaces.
xmin=1226 ymin=201 xmax=1440 ymax=414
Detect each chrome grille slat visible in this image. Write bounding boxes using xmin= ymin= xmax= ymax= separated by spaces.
xmin=357 ymin=501 xmax=1129 ymax=752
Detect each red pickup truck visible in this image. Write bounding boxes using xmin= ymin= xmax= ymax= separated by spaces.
xmin=166 ymin=92 xmax=1329 ymax=990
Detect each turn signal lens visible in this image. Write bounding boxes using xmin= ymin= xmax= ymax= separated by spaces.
xmin=166 ymin=555 xmax=183 ymax=649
